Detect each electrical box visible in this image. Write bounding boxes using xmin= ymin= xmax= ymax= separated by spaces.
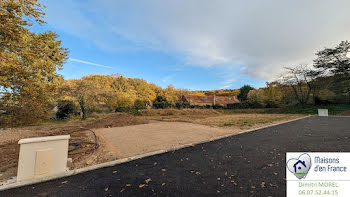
xmin=318 ymin=109 xmax=329 ymax=116
xmin=17 ymin=135 xmax=70 ymax=182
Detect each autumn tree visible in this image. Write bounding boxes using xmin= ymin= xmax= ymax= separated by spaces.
xmin=162 ymin=85 xmax=188 ymax=105
xmin=280 ymin=65 xmax=317 ymax=106
xmin=129 ymin=78 xmax=156 ymax=106
xmin=59 ymin=76 xmax=114 ymax=119
xmin=0 ymin=0 xmax=68 ymax=125
xmin=247 ymin=89 xmax=266 ymax=108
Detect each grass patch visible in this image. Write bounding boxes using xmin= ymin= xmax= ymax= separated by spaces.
xmin=223 ymin=104 xmax=350 ymax=115
xmin=139 ymin=109 xmax=304 ymax=129
xmin=193 ymin=114 xmax=303 ymax=128
xmin=282 ymin=104 xmax=350 ymax=115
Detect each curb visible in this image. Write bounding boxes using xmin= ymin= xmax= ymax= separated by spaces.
xmin=325 ymin=115 xmax=350 ymax=118
xmin=0 ymin=115 xmax=309 ymax=192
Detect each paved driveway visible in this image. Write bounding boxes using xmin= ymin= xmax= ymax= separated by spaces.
xmin=1 ymin=116 xmax=350 ymax=196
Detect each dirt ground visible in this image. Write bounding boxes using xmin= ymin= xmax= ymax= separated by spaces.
xmin=97 ymin=121 xmax=230 ymax=157
xmin=0 ymin=113 xmax=148 ymax=183
xmin=339 ymin=109 xmax=350 ymax=116
xmin=0 ymin=110 xmax=302 ymax=184
xmin=97 ymin=115 xmax=302 ymax=158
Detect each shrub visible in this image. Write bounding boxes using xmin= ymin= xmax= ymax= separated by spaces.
xmin=212 ymin=104 xmax=224 ymax=109
xmin=115 ymin=106 xmax=132 ymax=112
xmin=314 ymin=89 xmax=336 ymax=104
xmin=247 ymin=89 xmax=266 ymax=108
xmin=247 ymin=101 xmax=264 ymax=108
xmin=56 ymin=100 xmax=77 ymax=120
xmin=175 ymin=101 xmax=190 ymax=109
xmin=153 ymin=95 xmax=169 ymax=109
xmin=226 ymin=101 xmax=250 ymax=109
xmin=134 ymin=99 xmax=147 ymax=110
xmin=265 ymin=100 xmax=279 ymax=108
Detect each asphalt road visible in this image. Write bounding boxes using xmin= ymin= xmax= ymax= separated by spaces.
xmin=1 ymin=116 xmax=350 ymax=197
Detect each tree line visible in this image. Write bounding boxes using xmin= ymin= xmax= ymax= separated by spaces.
xmin=242 ymin=41 xmax=350 ymax=108
xmin=1 ymin=1 xmax=350 ymax=127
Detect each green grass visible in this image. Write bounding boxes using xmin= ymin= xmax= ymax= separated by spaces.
xmin=282 ymin=104 xmax=350 ymax=115
xmin=223 ymin=104 xmax=350 ymax=115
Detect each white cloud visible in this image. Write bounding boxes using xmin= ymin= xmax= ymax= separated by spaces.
xmin=69 ymin=58 xmax=114 ymax=69
xmin=45 ymin=0 xmax=350 ymax=81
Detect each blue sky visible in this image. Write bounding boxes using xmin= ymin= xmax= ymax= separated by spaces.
xmin=34 ymin=0 xmax=350 ymax=90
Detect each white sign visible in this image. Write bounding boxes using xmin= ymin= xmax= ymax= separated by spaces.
xmin=287 ymin=152 xmax=350 ymax=197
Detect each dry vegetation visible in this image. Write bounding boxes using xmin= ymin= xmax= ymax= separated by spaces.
xmin=139 ymin=109 xmax=304 ymax=128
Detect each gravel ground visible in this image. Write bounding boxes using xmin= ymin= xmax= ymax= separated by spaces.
xmin=1 ymin=116 xmax=350 ymax=196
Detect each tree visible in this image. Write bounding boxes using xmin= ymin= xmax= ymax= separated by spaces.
xmin=314 ymin=41 xmax=350 ymax=76
xmin=78 ymin=95 xmax=87 ymax=120
xmin=263 ymin=82 xmax=283 ymax=107
xmin=59 ymin=77 xmax=108 ymax=119
xmin=237 ymin=85 xmax=254 ymax=101
xmin=0 ymin=1 xmax=68 ymax=126
xmin=247 ymin=89 xmax=266 ymax=108
xmin=280 ymin=65 xmax=316 ymax=106
xmin=313 ymin=41 xmax=350 ymax=96
xmin=130 ymin=78 xmax=156 ymax=106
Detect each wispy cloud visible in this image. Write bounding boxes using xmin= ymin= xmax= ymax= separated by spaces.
xmin=220 ymin=78 xmax=236 ymax=89
xmin=162 ymin=74 xmax=175 ymax=84
xmin=69 ymin=58 xmax=114 ymax=69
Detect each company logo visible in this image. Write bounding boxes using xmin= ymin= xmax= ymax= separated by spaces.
xmin=287 ymin=153 xmax=312 ymax=179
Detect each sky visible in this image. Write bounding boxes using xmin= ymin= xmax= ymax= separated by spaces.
xmin=34 ymin=0 xmax=350 ymax=90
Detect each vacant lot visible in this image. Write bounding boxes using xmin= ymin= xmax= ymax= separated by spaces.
xmin=0 ymin=109 xmax=302 ymax=183
xmin=3 ymin=116 xmax=350 ymax=196
xmin=0 ymin=113 xmax=148 ymax=183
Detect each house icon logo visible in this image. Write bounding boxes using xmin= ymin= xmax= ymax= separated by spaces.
xmin=287 ymin=153 xmax=312 ymax=179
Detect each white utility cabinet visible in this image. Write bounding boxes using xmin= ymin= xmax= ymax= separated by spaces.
xmin=17 ymin=135 xmax=70 ymax=182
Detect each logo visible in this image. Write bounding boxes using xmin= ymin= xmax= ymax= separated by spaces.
xmin=287 ymin=153 xmax=312 ymax=179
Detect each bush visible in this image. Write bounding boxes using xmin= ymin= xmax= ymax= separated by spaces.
xmin=314 ymin=89 xmax=336 ymax=105
xmin=175 ymin=101 xmax=190 ymax=109
xmin=265 ymin=100 xmax=279 ymax=108
xmin=226 ymin=101 xmax=250 ymax=109
xmin=153 ymin=95 xmax=169 ymax=109
xmin=134 ymin=99 xmax=147 ymax=110
xmin=334 ymin=95 xmax=350 ymax=104
xmin=212 ymin=104 xmax=224 ymax=109
xmin=247 ymin=89 xmax=266 ymax=108
xmin=56 ymin=100 xmax=77 ymax=120
xmin=247 ymin=101 xmax=264 ymax=108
